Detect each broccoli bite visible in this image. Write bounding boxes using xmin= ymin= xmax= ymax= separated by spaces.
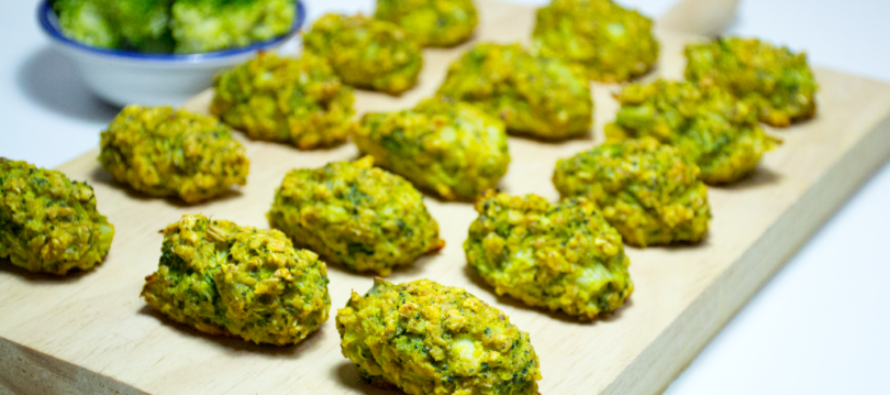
xmin=375 ymin=0 xmax=478 ymax=47
xmin=337 ymin=278 xmax=541 ymax=395
xmin=211 ymin=52 xmax=355 ymax=149
xmin=465 ymin=191 xmax=633 ymax=319
xmin=0 ymin=159 xmax=115 ymax=275
xmin=99 ymin=105 xmax=249 ymax=204
xmin=54 ymin=0 xmax=175 ymax=52
xmin=267 ymin=157 xmax=444 ymax=276
xmin=142 ymin=214 xmax=330 ymax=345
xmin=533 ymin=0 xmax=658 ymax=83
xmin=53 ymin=0 xmax=295 ymax=53
xmin=438 ymin=42 xmax=593 ymax=140
xmin=606 ymin=79 xmax=782 ymax=184
xmin=553 ymin=138 xmax=711 ymax=247
xmin=171 ymin=0 xmax=296 ymax=54
xmin=303 ymin=13 xmax=423 ymax=95
xmin=354 ymin=97 xmax=510 ymax=201
xmin=685 ymin=36 xmax=818 ymax=127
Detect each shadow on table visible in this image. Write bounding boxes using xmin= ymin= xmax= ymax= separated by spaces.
xmin=17 ymin=46 xmax=118 ymax=122
xmin=137 ymin=305 xmax=323 ymax=358
xmin=332 ymin=361 xmax=403 ymax=395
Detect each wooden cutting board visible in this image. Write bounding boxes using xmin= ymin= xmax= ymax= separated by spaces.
xmin=3 ymin=1 xmax=890 ymax=394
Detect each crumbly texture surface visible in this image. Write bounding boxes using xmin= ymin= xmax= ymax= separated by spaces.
xmin=532 ymin=0 xmax=658 ymax=82
xmin=336 ymin=278 xmax=541 ymax=395
xmin=53 ymin=0 xmax=295 ymax=54
xmin=437 ymin=42 xmax=593 ymax=140
xmin=606 ymin=79 xmax=782 ymax=184
xmin=99 ymin=105 xmax=249 ymax=204
xmin=685 ymin=36 xmax=819 ymax=127
xmin=465 ymin=191 xmax=633 ymax=319
xmin=211 ymin=52 xmax=355 ymax=150
xmin=141 ymin=214 xmax=330 ymax=345
xmin=553 ymin=138 xmax=711 ymax=247
xmin=171 ymin=0 xmax=295 ymax=54
xmin=354 ymin=97 xmax=510 ymax=201
xmin=267 ymin=157 xmax=444 ymax=275
xmin=303 ymin=13 xmax=423 ymax=95
xmin=0 ymin=159 xmax=115 ymax=275
xmin=374 ymin=0 xmax=477 ymax=47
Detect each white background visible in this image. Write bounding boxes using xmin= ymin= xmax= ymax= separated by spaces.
xmin=2 ymin=0 xmax=889 ymax=393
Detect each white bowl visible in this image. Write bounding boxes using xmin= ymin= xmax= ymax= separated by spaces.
xmin=37 ymin=1 xmax=305 ymax=107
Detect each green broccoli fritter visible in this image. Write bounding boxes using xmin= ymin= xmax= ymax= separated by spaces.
xmin=533 ymin=0 xmax=659 ymax=82
xmin=606 ymin=79 xmax=782 ymax=184
xmin=465 ymin=191 xmax=633 ymax=320
xmin=438 ymin=42 xmax=593 ymax=140
xmin=142 ymin=214 xmax=330 ymax=345
xmin=52 ymin=0 xmax=295 ymax=54
xmin=303 ymin=13 xmax=423 ymax=95
xmin=354 ymin=97 xmax=510 ymax=201
xmin=0 ymin=159 xmax=115 ymax=275
xmin=337 ymin=278 xmax=542 ymax=395
xmin=171 ymin=0 xmax=296 ymax=54
xmin=374 ymin=0 xmax=478 ymax=47
xmin=211 ymin=52 xmax=355 ymax=149
xmin=99 ymin=105 xmax=250 ymax=204
xmin=553 ymin=138 xmax=711 ymax=247
xmin=267 ymin=157 xmax=444 ymax=276
xmin=685 ymin=36 xmax=819 ymax=127
xmin=54 ymin=0 xmax=175 ymax=52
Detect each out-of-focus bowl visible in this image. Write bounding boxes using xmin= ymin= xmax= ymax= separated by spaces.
xmin=37 ymin=1 xmax=305 ymax=107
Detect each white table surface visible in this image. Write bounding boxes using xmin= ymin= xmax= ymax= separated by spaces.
xmin=2 ymin=1 xmax=889 ymax=393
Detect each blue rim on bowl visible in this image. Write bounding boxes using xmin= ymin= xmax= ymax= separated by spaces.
xmin=37 ymin=0 xmax=306 ymax=63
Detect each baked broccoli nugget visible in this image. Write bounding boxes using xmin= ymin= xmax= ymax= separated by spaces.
xmin=466 ymin=191 xmax=632 ymax=319
xmin=533 ymin=0 xmax=658 ymax=83
xmin=171 ymin=0 xmax=295 ymax=54
xmin=685 ymin=36 xmax=818 ymax=127
xmin=606 ymin=79 xmax=782 ymax=184
xmin=553 ymin=138 xmax=711 ymax=247
xmin=303 ymin=13 xmax=423 ymax=95
xmin=0 ymin=159 xmax=115 ymax=275
xmin=211 ymin=52 xmax=355 ymax=149
xmin=99 ymin=105 xmax=249 ymax=204
xmin=354 ymin=97 xmax=510 ymax=201
xmin=267 ymin=157 xmax=444 ymax=275
xmin=438 ymin=43 xmax=593 ymax=140
xmin=142 ymin=214 xmax=330 ymax=345
xmin=375 ymin=0 xmax=478 ymax=47
xmin=337 ymin=278 xmax=541 ymax=394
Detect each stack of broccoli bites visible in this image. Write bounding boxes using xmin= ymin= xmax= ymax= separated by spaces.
xmin=211 ymin=52 xmax=355 ymax=150
xmin=685 ymin=37 xmax=818 ymax=127
xmin=171 ymin=0 xmax=296 ymax=53
xmin=0 ymin=159 xmax=115 ymax=275
xmin=533 ymin=0 xmax=659 ymax=82
xmin=553 ymin=138 xmax=711 ymax=247
xmin=354 ymin=97 xmax=510 ymax=201
xmin=268 ymin=157 xmax=444 ymax=276
xmin=142 ymin=214 xmax=330 ymax=345
xmin=337 ymin=278 xmax=541 ymax=395
xmin=465 ymin=191 xmax=633 ymax=319
xmin=53 ymin=0 xmax=295 ymax=53
xmin=99 ymin=105 xmax=250 ymax=204
xmin=303 ymin=14 xmax=423 ymax=95
xmin=375 ymin=0 xmax=478 ymax=47
xmin=438 ymin=43 xmax=593 ymax=140
xmin=606 ymin=79 xmax=782 ymax=184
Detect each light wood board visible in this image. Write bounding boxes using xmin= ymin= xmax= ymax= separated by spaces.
xmin=3 ymin=1 xmax=890 ymax=394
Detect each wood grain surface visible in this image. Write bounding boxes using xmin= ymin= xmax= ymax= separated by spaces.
xmin=3 ymin=1 xmax=890 ymax=394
